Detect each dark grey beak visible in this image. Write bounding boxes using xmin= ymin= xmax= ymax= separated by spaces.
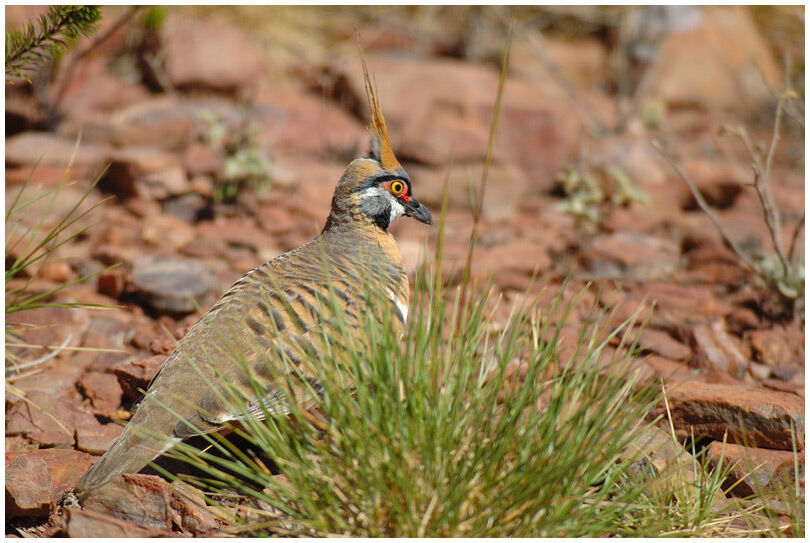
xmin=404 ymin=198 xmax=432 ymax=225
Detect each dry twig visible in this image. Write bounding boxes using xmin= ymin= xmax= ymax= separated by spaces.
xmin=651 ymin=140 xmax=758 ymax=274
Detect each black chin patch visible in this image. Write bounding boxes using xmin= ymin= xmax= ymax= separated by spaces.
xmin=359 ymin=197 xmax=391 ymax=230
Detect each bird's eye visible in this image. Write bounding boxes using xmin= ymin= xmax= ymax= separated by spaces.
xmin=390 ymin=181 xmax=405 ymax=195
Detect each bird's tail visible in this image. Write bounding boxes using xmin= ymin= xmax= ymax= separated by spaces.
xmin=73 ymin=407 xmax=179 ymax=502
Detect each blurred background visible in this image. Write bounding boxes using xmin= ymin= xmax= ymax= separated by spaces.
xmin=5 ymin=3 xmax=804 ymax=335
xmin=4 ymin=6 xmax=805 ymax=536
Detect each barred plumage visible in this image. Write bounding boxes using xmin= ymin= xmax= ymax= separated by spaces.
xmin=74 ymin=54 xmax=432 ymax=500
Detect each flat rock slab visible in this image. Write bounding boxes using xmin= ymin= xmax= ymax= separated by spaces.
xmin=131 ymin=257 xmax=217 ymax=314
xmin=5 ymin=454 xmax=54 ymax=519
xmin=657 ymin=381 xmax=804 ymax=450
xmin=706 ymin=441 xmax=804 ymax=497
xmin=65 ymin=508 xmax=178 ymax=538
xmin=6 ymin=449 xmax=95 ymax=520
xmin=6 ymin=391 xmax=99 ymax=447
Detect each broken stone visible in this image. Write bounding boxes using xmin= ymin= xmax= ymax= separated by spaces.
xmin=170 ymin=482 xmax=220 ymax=535
xmin=161 ymin=15 xmax=265 ymax=93
xmin=623 ymin=425 xmax=728 ymax=507
xmin=82 ymin=473 xmax=173 ymax=530
xmin=688 ymin=318 xmax=748 ymax=380
xmin=78 ymin=372 xmax=124 ymax=417
xmin=637 ymin=327 xmax=691 ymax=361
xmin=748 ymin=328 xmax=794 ymax=368
xmin=76 ymin=423 xmax=124 ymax=456
xmin=101 ymin=148 xmax=190 ymax=200
xmin=6 ymin=391 xmax=99 ymax=447
xmin=65 ymin=508 xmax=177 ymax=538
xmin=580 ymin=232 xmax=680 ymax=281
xmin=114 ymin=355 xmax=167 ymax=401
xmin=130 ymin=257 xmax=217 ymax=314
xmin=5 ymin=454 xmax=54 ymax=519
xmin=706 ymin=441 xmax=803 ymax=497
xmin=656 ymin=381 xmax=804 ymax=450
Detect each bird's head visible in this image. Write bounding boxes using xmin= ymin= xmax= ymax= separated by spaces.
xmin=325 ymin=55 xmax=432 ymax=231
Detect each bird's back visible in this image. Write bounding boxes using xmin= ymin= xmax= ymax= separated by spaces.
xmin=74 ymin=224 xmax=407 ymax=498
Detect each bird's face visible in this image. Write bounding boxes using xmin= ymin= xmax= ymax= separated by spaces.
xmin=325 ymin=53 xmax=432 ymax=232
xmin=341 ymin=158 xmax=432 ymax=230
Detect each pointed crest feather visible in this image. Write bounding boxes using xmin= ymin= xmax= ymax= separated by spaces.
xmin=358 ymin=41 xmax=401 ymax=172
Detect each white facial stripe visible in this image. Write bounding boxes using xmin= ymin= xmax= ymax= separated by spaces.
xmin=388 ymin=194 xmax=405 ymax=224
xmin=360 ymin=186 xmax=406 ymax=225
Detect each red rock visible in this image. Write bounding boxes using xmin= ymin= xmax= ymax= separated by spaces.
xmin=688 ymin=318 xmax=748 ymax=379
xmin=642 ymin=355 xmax=694 ymax=385
xmin=5 ymin=306 xmax=89 ymax=367
xmin=632 ymin=282 xmax=729 ymax=329
xmin=656 ymin=380 xmax=804 ymax=450
xmin=644 ymin=6 xmax=780 ymax=110
xmin=55 ymin=57 xmax=150 ymax=117
xmin=92 ymin=243 xmax=142 ymax=269
xmin=5 ymin=164 xmax=68 ymax=187
xmin=5 ymin=94 xmax=42 ymax=136
xmin=130 ymin=321 xmax=178 ymax=355
xmin=748 ymin=328 xmax=793 ymax=368
xmin=706 ymin=442 xmax=803 ymax=497
xmin=727 ymin=306 xmax=761 ymax=332
xmin=38 ymin=261 xmax=73 ymax=283
xmin=170 ymin=482 xmax=219 ymax=535
xmin=602 ymin=204 xmax=653 ymax=234
xmin=102 ymin=147 xmax=190 ymax=200
xmin=469 ymin=240 xmax=553 ymax=282
xmin=256 ymin=204 xmax=299 ymax=236
xmin=161 ymin=15 xmax=265 ymax=93
xmin=5 ymin=454 xmax=54 ymax=519
xmin=344 ymin=55 xmax=579 ymax=186
xmin=195 ymin=216 xmax=277 ymax=254
xmin=78 ymin=327 xmax=133 ymax=373
xmin=5 ymin=132 xmax=112 ymax=177
xmin=6 ymin=362 xmax=85 ymax=402
xmin=78 ymin=372 xmax=124 ymax=416
xmin=141 ymin=213 xmax=196 ymax=250
xmin=637 ymin=327 xmax=691 ymax=361
xmin=76 ymin=423 xmax=124 ymax=456
xmin=254 ymin=82 xmax=365 ymax=157
xmin=6 ymin=391 xmax=98 ymax=447
xmin=408 ymin=163 xmax=529 ymax=222
xmin=130 ymin=257 xmax=218 ymax=314
xmin=511 ymin=36 xmax=608 ymax=89
xmin=6 ymin=448 xmax=95 ymax=495
xmin=703 ymin=370 xmax=743 ymax=386
xmin=96 ymin=267 xmax=127 ymax=300
xmin=183 ymin=141 xmax=224 ymax=178
xmin=5 ymin=436 xmax=37 ymax=453
xmin=623 ymin=425 xmax=728 ymax=507
xmin=581 ymin=232 xmax=680 ymax=281
xmin=109 ymin=96 xmax=195 ymax=150
xmin=114 ymin=355 xmax=167 ymax=401
xmin=762 ymin=378 xmax=804 ymax=396
xmin=65 ymin=508 xmax=176 ymax=538
xmin=82 ymin=473 xmax=173 ymax=530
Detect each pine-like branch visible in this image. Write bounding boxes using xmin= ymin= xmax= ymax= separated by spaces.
xmin=5 ymin=5 xmax=102 ymax=82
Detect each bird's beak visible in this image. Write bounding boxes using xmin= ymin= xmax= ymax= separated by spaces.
xmin=403 ymin=197 xmax=432 ymax=225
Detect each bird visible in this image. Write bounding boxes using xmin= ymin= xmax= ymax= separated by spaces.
xmin=74 ymin=54 xmax=432 ymax=501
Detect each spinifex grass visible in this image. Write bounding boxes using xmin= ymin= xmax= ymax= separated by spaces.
xmin=146 ymin=256 xmax=688 ymax=537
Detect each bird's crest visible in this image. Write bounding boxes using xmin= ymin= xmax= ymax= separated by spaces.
xmin=359 ymin=46 xmax=402 ymax=172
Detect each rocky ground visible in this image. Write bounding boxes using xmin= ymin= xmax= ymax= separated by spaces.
xmin=5 ymin=5 xmax=805 ymax=537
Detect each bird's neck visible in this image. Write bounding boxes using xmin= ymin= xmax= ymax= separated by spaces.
xmin=318 ymin=214 xmax=404 ymax=269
